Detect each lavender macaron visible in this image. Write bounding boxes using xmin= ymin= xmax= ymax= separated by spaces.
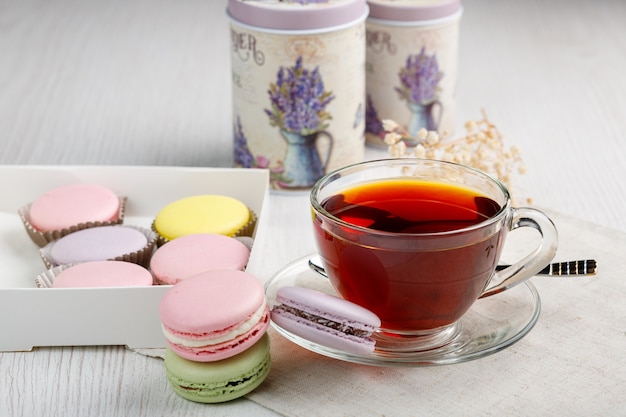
xmin=271 ymin=286 xmax=381 ymax=355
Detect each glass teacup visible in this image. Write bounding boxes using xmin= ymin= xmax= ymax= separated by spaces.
xmin=311 ymin=158 xmax=558 ymax=352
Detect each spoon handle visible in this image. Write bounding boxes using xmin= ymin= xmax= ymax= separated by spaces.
xmin=496 ymin=259 xmax=597 ymax=276
xmin=309 ymin=256 xmax=598 ymax=278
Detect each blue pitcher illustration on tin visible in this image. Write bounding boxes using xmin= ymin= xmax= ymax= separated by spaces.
xmin=407 ymin=100 xmax=443 ymax=135
xmin=280 ymin=129 xmax=333 ymax=188
xmin=265 ymin=56 xmax=335 ymax=189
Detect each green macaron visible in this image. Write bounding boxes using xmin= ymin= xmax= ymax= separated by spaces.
xmin=164 ymin=333 xmax=271 ymax=403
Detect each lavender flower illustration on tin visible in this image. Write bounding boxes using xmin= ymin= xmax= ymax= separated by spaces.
xmin=265 ymin=56 xmax=334 ymax=136
xmin=265 ymin=56 xmax=334 ymax=189
xmin=234 ymin=116 xmax=255 ymax=169
xmin=365 ymin=94 xmax=384 ymax=138
xmin=396 ymin=47 xmax=444 ymax=134
xmin=233 ymin=115 xmax=289 ymax=187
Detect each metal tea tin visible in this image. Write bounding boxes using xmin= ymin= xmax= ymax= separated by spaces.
xmin=365 ymin=0 xmax=462 ymax=146
xmin=228 ymin=0 xmax=368 ymax=191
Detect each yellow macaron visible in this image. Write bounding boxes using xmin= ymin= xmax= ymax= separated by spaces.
xmin=153 ymin=195 xmax=252 ymax=241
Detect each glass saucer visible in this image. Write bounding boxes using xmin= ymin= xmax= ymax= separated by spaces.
xmin=265 ymin=254 xmax=541 ymax=367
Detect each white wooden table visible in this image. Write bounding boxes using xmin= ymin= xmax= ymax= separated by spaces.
xmin=1 ymin=0 xmax=625 ymax=416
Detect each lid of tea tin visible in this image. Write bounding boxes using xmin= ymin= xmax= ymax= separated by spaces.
xmin=227 ymin=0 xmax=368 ymax=31
xmin=367 ymin=0 xmax=462 ymax=22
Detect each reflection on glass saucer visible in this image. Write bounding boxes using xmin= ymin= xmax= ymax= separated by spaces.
xmin=265 ymin=254 xmax=541 ymax=367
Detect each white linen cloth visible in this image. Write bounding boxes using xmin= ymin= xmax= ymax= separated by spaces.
xmin=245 ymin=210 xmax=625 ymax=417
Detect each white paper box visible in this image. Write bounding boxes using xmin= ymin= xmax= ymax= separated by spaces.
xmin=0 ymin=166 xmax=269 ymax=351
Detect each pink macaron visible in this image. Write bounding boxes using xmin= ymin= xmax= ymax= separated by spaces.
xmin=159 ymin=270 xmax=269 ymax=362
xmin=271 ymin=286 xmax=381 ymax=355
xmin=28 ymin=183 xmax=122 ymax=232
xmin=150 ymin=234 xmax=250 ymax=285
xmin=50 ymin=261 xmax=154 ymax=288
xmin=19 ymin=183 xmax=126 ymax=247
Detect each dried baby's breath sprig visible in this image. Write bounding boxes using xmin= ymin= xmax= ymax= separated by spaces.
xmin=383 ymin=109 xmax=528 ymax=204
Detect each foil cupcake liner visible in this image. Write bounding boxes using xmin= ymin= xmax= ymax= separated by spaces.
xmin=35 ymin=264 xmax=72 ymax=288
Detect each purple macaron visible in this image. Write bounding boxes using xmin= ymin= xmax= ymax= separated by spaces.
xmin=271 ymin=286 xmax=381 ymax=355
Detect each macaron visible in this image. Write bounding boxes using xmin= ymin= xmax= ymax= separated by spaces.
xmin=164 ymin=333 xmax=271 ymax=403
xmin=271 ymin=286 xmax=381 ymax=355
xmin=28 ymin=183 xmax=122 ymax=231
xmin=40 ymin=225 xmax=156 ymax=268
xmin=48 ymin=260 xmax=154 ymax=288
xmin=150 ymin=234 xmax=250 ymax=285
xmin=159 ymin=270 xmax=269 ymax=362
xmin=152 ymin=194 xmax=253 ymax=242
xmin=19 ymin=183 xmax=125 ymax=246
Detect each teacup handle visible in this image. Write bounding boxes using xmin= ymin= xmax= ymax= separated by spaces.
xmin=480 ymin=207 xmax=558 ymax=298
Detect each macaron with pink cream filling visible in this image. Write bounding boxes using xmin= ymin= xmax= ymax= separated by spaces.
xmin=159 ymin=270 xmax=269 ymax=362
